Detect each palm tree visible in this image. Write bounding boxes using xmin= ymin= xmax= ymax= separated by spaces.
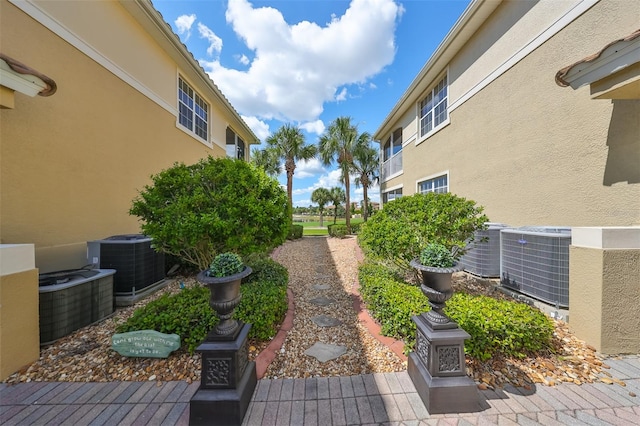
xmin=311 ymin=187 xmax=332 ymax=227
xmin=250 ymin=147 xmax=280 ymax=177
xmin=329 ymin=186 xmax=346 ymax=224
xmin=352 ymin=142 xmax=379 ymax=222
xmin=266 ymin=124 xmax=317 ymax=213
xmin=318 ymin=116 xmax=369 ymax=231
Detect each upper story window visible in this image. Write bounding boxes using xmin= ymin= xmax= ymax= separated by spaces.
xmin=383 ymin=128 xmax=403 ymax=162
xmin=226 ymin=127 xmax=246 ymax=160
xmin=178 ymin=77 xmax=208 ymax=141
xmin=419 ymin=74 xmax=448 ymax=138
xmin=418 ymin=173 xmax=448 ymax=194
xmin=381 ymin=128 xmax=403 ymax=182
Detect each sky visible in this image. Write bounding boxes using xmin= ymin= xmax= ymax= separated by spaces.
xmin=153 ymin=0 xmax=471 ymax=207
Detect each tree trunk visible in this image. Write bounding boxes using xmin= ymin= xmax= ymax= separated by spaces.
xmin=344 ymin=172 xmax=351 ymax=231
xmin=363 ymin=185 xmax=368 ymax=222
xmin=319 ymin=209 xmax=324 ymax=227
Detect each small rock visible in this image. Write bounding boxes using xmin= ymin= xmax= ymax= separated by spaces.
xmin=148 ymin=375 xmax=156 ymax=381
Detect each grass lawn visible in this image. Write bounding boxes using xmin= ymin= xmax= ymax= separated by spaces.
xmin=299 ymin=217 xmax=364 ymax=236
xmin=294 ymin=217 xmax=364 ymax=228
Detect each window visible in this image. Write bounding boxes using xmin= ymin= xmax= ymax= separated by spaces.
xmin=418 ymin=174 xmax=448 ymax=194
xmin=382 ymin=188 xmax=402 ymax=204
xmin=178 ymin=77 xmax=208 ymax=141
xmin=381 ymin=128 xmax=403 ymax=181
xmin=226 ymin=127 xmax=246 ymax=160
xmin=419 ymin=74 xmax=448 ymax=138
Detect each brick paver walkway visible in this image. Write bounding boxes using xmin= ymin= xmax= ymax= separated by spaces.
xmin=2 ymin=356 xmax=638 ymax=425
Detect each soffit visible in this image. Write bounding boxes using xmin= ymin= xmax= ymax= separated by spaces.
xmin=373 ymin=0 xmax=502 ymax=141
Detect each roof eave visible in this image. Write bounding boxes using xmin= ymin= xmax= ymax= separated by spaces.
xmin=555 ymin=29 xmax=640 ymax=90
xmin=120 ymin=0 xmax=259 ymax=144
xmin=373 ymin=0 xmax=503 ymax=142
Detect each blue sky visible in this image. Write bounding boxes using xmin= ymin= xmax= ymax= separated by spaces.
xmin=153 ymin=0 xmax=471 ymax=207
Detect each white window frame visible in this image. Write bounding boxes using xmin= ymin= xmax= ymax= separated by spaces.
xmin=417 ymin=171 xmax=449 ymax=194
xmin=178 ymin=76 xmax=209 ymax=143
xmin=381 ymin=128 xmax=404 ymax=182
xmin=381 ymin=184 xmax=403 ymax=205
xmin=416 ymin=70 xmax=449 ymax=145
xmin=226 ymin=127 xmax=246 ymax=160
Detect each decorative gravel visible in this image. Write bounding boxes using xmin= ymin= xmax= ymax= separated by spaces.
xmin=263 ymin=236 xmax=406 ymax=379
xmin=3 ymin=236 xmax=625 ymax=391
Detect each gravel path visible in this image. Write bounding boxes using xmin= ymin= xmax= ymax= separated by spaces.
xmin=264 ymin=236 xmax=405 ymax=378
xmin=3 ymin=236 xmax=626 ymax=393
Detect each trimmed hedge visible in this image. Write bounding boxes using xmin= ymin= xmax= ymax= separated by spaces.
xmin=358 ymin=262 xmax=553 ymax=360
xmin=117 ymin=254 xmax=288 ymax=354
xmin=328 ymin=224 xmax=348 ymax=238
xmin=288 ymin=224 xmax=303 ymax=240
xmin=358 ymin=193 xmax=487 ymax=271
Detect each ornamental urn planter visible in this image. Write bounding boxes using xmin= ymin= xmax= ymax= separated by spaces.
xmin=196 ymin=266 xmax=252 ymax=338
xmin=410 ymin=259 xmax=462 ymax=329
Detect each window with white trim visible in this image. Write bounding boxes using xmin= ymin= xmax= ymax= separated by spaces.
xmin=419 ymin=74 xmax=448 ymax=138
xmin=418 ymin=174 xmax=448 ymax=194
xmin=381 ymin=128 xmax=403 ymax=181
xmin=382 ymin=188 xmax=402 ymax=204
xmin=178 ymin=77 xmax=208 ymax=141
xmin=226 ymin=127 xmax=246 ymax=160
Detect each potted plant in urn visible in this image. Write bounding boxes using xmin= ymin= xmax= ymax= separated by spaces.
xmin=197 ymin=253 xmax=252 ymax=337
xmin=410 ymin=242 xmax=463 ymax=327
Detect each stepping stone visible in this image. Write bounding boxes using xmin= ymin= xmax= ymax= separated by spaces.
xmin=312 ymin=284 xmax=331 ymax=291
xmin=311 ymin=315 xmax=342 ymax=328
xmin=304 ymin=342 xmax=347 ymax=363
xmin=309 ymin=296 xmax=335 ymax=306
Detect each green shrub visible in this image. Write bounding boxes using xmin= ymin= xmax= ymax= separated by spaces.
xmin=350 ymin=223 xmax=361 ymax=234
xmin=419 ymin=243 xmax=457 ymax=268
xmin=206 ymin=253 xmax=244 ymax=277
xmin=328 ymin=224 xmax=348 ymax=238
xmin=117 ymin=255 xmax=288 ymax=354
xmin=288 ymin=224 xmax=303 ymax=240
xmin=130 ymin=157 xmax=291 ymax=270
xmin=358 ymin=262 xmax=553 ymax=360
xmin=358 ymin=193 xmax=488 ymax=271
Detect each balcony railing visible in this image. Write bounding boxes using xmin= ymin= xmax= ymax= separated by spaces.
xmin=381 ymin=150 xmax=402 ymax=182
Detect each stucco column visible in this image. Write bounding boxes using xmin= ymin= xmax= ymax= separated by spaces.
xmin=569 ymin=227 xmax=640 ymax=354
xmin=0 ymin=244 xmax=39 ymax=380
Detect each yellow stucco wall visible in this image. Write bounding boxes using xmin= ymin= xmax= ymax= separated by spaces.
xmin=0 ymin=1 xmax=240 ymax=273
xmin=0 ymin=268 xmax=39 ymax=381
xmin=380 ymin=0 xmax=640 ymax=227
xmin=570 ymin=246 xmax=640 ymax=354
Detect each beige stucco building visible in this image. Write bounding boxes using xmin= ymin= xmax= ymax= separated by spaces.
xmin=1 ymin=0 xmax=258 ymax=272
xmin=0 ymin=0 xmax=257 ymax=379
xmin=374 ymin=0 xmax=639 ymax=353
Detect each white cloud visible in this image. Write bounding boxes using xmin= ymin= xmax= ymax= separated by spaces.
xmin=293 ymin=169 xmax=343 ymax=196
xmin=299 ymin=120 xmax=325 ymax=135
xmin=240 ymin=115 xmax=270 ymax=141
xmin=235 ymin=54 xmax=250 ymax=65
xmin=294 ymin=199 xmax=312 ymax=207
xmin=197 ymin=23 xmax=223 ymax=57
xmin=335 ymin=87 xmax=347 ymax=102
xmin=200 ymin=0 xmax=402 ymax=122
xmin=295 ymin=158 xmax=325 ymax=179
xmin=175 ymin=14 xmax=196 ymax=40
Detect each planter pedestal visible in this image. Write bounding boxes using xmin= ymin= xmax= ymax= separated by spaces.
xmin=408 ymin=314 xmax=480 ymax=414
xmin=189 ymin=323 xmax=256 ymax=425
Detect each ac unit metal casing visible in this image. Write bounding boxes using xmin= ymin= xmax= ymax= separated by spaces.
xmin=87 ymin=234 xmax=165 ymax=296
xmin=500 ymin=226 xmax=571 ymax=307
xmin=461 ymin=223 xmax=509 ymax=278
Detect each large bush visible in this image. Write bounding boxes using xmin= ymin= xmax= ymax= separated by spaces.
xmin=358 ymin=262 xmax=553 ymax=360
xmin=358 ymin=193 xmax=488 ymax=270
xmin=117 ymin=254 xmax=288 ymax=354
xmin=130 ymin=157 xmax=291 ymax=270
